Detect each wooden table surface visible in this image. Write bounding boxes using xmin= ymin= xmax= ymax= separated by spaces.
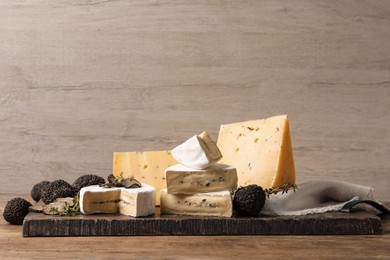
xmin=1 ymin=194 xmax=389 ymax=259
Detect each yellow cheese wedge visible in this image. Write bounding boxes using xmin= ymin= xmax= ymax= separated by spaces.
xmin=113 ymin=151 xmax=178 ymax=205
xmin=217 ymin=115 xmax=296 ymax=189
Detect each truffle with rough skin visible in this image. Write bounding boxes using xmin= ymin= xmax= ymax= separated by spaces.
xmin=3 ymin=198 xmax=32 ymax=225
xmin=41 ymin=179 xmax=76 ymax=204
xmin=72 ymin=174 xmax=105 ymax=192
xmin=233 ymin=184 xmax=266 ymax=216
xmin=30 ymin=181 xmax=51 ymax=202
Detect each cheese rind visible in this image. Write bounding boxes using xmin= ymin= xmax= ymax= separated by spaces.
xmin=217 ymin=115 xmax=296 ymax=189
xmin=171 ymin=131 xmax=222 ymax=170
xmin=165 ymin=164 xmax=237 ymax=194
xmin=113 ymin=151 xmax=177 ymax=205
xmin=198 ymin=131 xmax=223 ymax=162
xmin=80 ymin=183 xmax=156 ymax=217
xmin=160 ymin=189 xmax=233 ymax=217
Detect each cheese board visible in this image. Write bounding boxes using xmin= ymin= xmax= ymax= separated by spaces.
xmin=22 ymin=207 xmax=384 ymax=236
xmin=13 ymin=116 xmax=387 ymax=237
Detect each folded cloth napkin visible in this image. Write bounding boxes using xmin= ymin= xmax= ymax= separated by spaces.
xmin=262 ymin=180 xmax=374 ymax=216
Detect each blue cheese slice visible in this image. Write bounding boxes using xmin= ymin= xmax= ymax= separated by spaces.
xmin=160 ymin=188 xmax=233 ymax=217
xmin=171 ymin=131 xmax=222 ymax=170
xmin=165 ymin=163 xmax=237 ymax=194
xmin=80 ymin=183 xmax=156 ymax=217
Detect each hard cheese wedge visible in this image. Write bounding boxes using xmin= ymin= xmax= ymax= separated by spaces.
xmin=80 ymin=183 xmax=156 ymax=217
xmin=113 ymin=151 xmax=177 ymax=205
xmin=165 ymin=163 xmax=237 ymax=194
xmin=217 ymin=115 xmax=296 ymax=189
xmin=171 ymin=131 xmax=222 ymax=169
xmin=160 ymin=189 xmax=233 ymax=217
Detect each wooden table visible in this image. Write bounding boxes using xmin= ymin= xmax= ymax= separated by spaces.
xmin=1 ymin=194 xmax=389 ymax=259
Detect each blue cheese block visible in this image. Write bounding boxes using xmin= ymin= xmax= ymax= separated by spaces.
xmin=165 ymin=163 xmax=237 ymax=194
xmin=79 ymin=183 xmax=156 ymax=217
xmin=160 ymin=188 xmax=233 ymax=217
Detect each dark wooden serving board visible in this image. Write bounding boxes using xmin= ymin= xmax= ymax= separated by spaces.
xmin=22 ymin=207 xmax=384 ymax=236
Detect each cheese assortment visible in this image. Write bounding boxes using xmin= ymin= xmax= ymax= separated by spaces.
xmin=217 ymin=115 xmax=296 ymax=189
xmin=171 ymin=131 xmax=223 ymax=169
xmin=165 ymin=163 xmax=237 ymax=194
xmin=113 ymin=151 xmax=177 ymax=205
xmin=106 ymin=115 xmax=296 ymax=219
xmin=160 ymin=189 xmax=233 ymax=217
xmin=80 ymin=183 xmax=156 ymax=217
xmin=161 ymin=132 xmax=236 ymax=217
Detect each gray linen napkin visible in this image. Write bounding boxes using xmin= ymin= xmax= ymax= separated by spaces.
xmin=262 ymin=180 xmax=374 ymax=216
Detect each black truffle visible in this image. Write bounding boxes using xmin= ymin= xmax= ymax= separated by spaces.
xmin=72 ymin=174 xmax=105 ymax=192
xmin=3 ymin=198 xmax=32 ymax=225
xmin=30 ymin=181 xmax=51 ymax=202
xmin=233 ymin=184 xmax=266 ymax=216
xmin=107 ymin=174 xmax=141 ymax=188
xmin=41 ymin=179 xmax=76 ymax=204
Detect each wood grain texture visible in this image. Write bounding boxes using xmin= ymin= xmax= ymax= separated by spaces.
xmin=22 ymin=209 xmax=384 ymax=236
xmin=0 ymin=0 xmax=389 ymax=201
xmin=0 ymin=194 xmax=389 ymax=259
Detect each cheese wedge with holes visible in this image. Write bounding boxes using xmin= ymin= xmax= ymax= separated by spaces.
xmin=113 ymin=151 xmax=177 ymax=205
xmin=80 ymin=183 xmax=156 ymax=217
xmin=160 ymin=189 xmax=233 ymax=217
xmin=172 ymin=131 xmax=222 ymax=169
xmin=217 ymin=115 xmax=296 ymax=189
xmin=165 ymin=163 xmax=237 ymax=194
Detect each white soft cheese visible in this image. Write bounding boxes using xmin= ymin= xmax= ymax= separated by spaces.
xmin=80 ymin=183 xmax=156 ymax=217
xmin=160 ymin=188 xmax=233 ymax=217
xmin=165 ymin=163 xmax=237 ymax=194
xmin=172 ymin=131 xmax=222 ymax=170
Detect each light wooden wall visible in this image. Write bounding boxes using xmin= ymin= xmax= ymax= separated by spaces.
xmin=0 ymin=0 xmax=389 ymax=200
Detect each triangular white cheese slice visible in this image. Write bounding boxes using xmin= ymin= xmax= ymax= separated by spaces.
xmin=172 ymin=131 xmax=222 ymax=170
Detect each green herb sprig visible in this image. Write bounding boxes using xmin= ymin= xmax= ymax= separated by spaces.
xmin=49 ymin=193 xmax=80 ymax=216
xmin=264 ymin=183 xmax=298 ymax=198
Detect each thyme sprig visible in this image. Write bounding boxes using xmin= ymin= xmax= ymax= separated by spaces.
xmin=264 ymin=183 xmax=298 ymax=198
xmin=49 ymin=193 xmax=80 ymax=216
